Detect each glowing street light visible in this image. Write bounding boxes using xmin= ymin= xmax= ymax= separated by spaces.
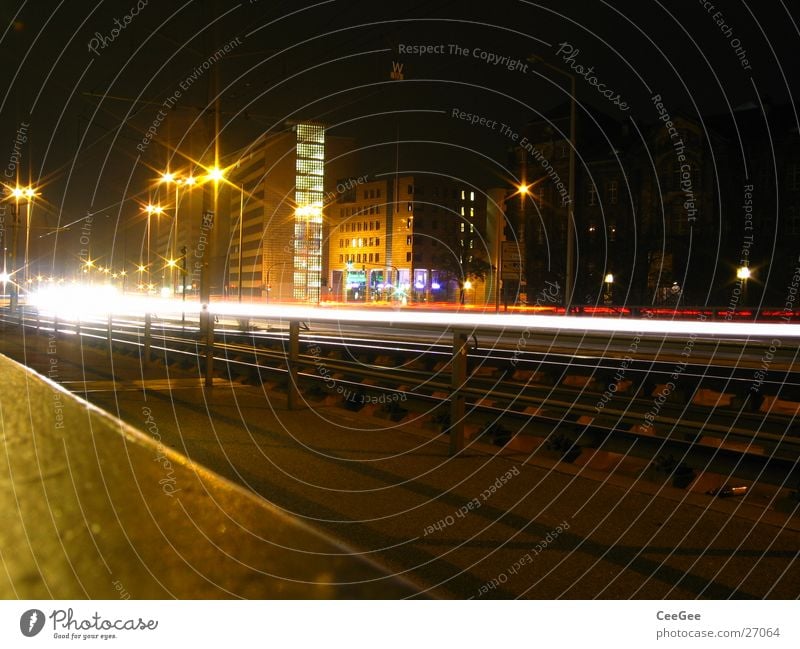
xmin=207 ymin=166 xmax=224 ymax=182
xmin=7 ymin=184 xmax=39 ymax=295
xmin=737 ymin=265 xmax=751 ymax=307
xmin=604 ymin=273 xmax=614 ymax=305
xmin=160 ymin=172 xmax=199 ymax=294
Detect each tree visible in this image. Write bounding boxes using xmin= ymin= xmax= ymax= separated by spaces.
xmin=433 ymin=248 xmax=491 ymax=304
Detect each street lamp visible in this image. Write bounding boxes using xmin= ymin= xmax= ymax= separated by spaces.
xmin=528 ymin=55 xmax=577 ymax=314
xmin=160 ymin=171 xmax=197 ymax=295
xmin=143 ymin=203 xmax=163 ymax=275
xmin=5 ymin=185 xmax=38 ymax=308
xmin=493 ymin=183 xmax=528 ymax=313
xmin=264 ymin=260 xmax=291 ymax=304
xmin=737 ymin=265 xmax=751 ymax=307
xmin=461 ymin=279 xmax=473 ymax=305
xmin=604 ymin=273 xmax=614 ymax=305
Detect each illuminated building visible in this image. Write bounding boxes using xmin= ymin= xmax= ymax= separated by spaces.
xmin=328 ymin=175 xmax=488 ymax=303
xmin=228 ymin=122 xmax=352 ymax=302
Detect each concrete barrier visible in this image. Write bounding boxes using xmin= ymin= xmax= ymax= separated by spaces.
xmin=0 ymin=353 xmax=417 ymax=598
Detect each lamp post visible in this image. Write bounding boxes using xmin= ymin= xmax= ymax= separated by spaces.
xmin=237 ymin=183 xmax=244 ymax=302
xmin=528 ymin=55 xmax=576 ymax=314
xmin=737 ymin=265 xmax=750 ymax=307
xmin=160 ymin=172 xmax=196 ymax=295
xmin=604 ymin=273 xmax=614 ymax=305
xmin=6 ymin=185 xmax=37 ymax=309
xmin=143 ymin=203 xmax=163 ymax=276
xmin=264 ymin=260 xmax=290 ymax=303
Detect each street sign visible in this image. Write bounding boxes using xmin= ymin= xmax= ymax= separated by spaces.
xmin=501 ymin=242 xmax=525 ymax=280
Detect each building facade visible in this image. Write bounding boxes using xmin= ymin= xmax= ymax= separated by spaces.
xmin=227 ymin=122 xmax=353 ymax=302
xmin=327 ymin=174 xmax=490 ymax=304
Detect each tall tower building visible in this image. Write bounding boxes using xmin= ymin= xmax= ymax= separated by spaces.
xmin=228 ymin=122 xmax=353 ymax=302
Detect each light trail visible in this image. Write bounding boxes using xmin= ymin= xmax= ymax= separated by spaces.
xmin=27 ymin=286 xmax=800 ymax=339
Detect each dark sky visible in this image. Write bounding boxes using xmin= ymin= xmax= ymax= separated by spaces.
xmin=1 ymin=0 xmax=797 ymax=273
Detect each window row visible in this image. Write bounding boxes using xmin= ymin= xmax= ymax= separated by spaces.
xmin=339 ymin=206 xmax=381 ymax=217
xmin=363 ymin=188 xmax=382 ymax=199
xmin=340 ymin=220 xmax=381 ymax=232
xmin=341 ymin=253 xmax=380 ymax=264
xmin=338 ymin=237 xmax=381 ymax=248
xmin=407 ymin=186 xmax=476 ymax=202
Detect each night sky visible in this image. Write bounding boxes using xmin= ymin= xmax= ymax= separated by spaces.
xmin=1 ymin=0 xmax=797 ymax=275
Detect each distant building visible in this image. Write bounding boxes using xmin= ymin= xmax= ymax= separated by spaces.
xmin=507 ymin=103 xmax=800 ymax=307
xmin=327 ymin=174 xmax=489 ymax=304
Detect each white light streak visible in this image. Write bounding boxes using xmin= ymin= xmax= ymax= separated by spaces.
xmin=25 ymin=291 xmax=800 ymax=339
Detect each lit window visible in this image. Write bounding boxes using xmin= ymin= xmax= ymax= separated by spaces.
xmin=470 ymin=191 xmax=475 ymax=201
xmin=608 ymin=181 xmax=618 ymax=205
xmin=461 ymin=190 xmax=465 ymax=200
xmin=460 ymin=223 xmax=465 ymax=232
